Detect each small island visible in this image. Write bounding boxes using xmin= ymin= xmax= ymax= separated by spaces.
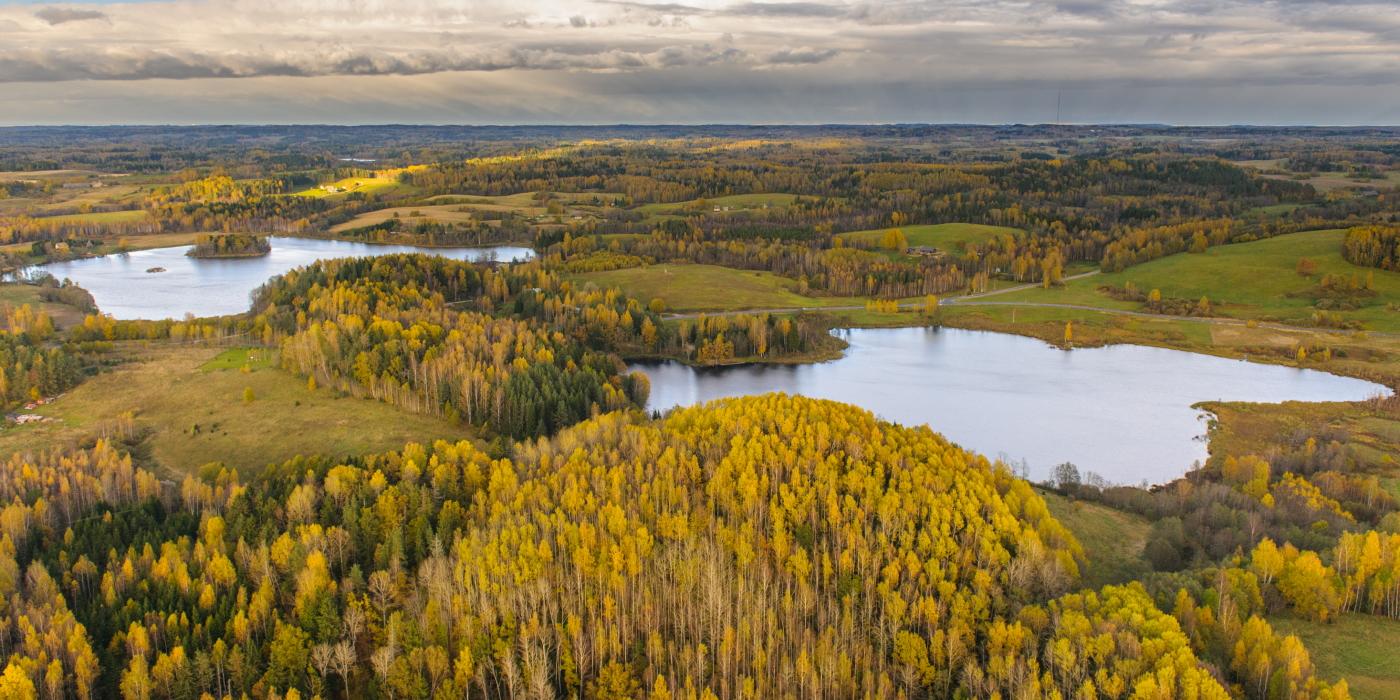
xmin=186 ymin=233 xmax=271 ymax=259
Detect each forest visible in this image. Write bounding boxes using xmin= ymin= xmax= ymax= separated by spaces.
xmin=0 ymin=396 xmax=1353 ymax=700
xmin=188 ymin=235 xmax=271 ymax=259
xmin=1 ymin=125 xmax=1399 ymax=698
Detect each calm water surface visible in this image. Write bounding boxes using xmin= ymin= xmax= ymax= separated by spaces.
xmin=31 ymin=237 xmax=534 ymax=319
xmin=636 ymin=327 xmax=1390 ymax=484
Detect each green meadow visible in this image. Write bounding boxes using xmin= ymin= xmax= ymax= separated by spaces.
xmin=997 ymin=229 xmax=1400 ymax=332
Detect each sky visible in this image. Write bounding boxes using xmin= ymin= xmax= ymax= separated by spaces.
xmin=0 ymin=0 xmax=1398 ymax=126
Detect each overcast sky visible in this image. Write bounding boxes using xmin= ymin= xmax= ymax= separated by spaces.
xmin=1 ymin=0 xmax=1397 ymax=125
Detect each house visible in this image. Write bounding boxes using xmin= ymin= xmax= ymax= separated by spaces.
xmin=906 ymin=245 xmax=947 ymax=259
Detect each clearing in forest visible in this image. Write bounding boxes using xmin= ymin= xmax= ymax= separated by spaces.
xmin=839 ymin=222 xmax=1022 ymax=255
xmin=572 ymin=263 xmax=863 ymax=313
xmin=1271 ymin=614 xmax=1400 ymax=700
xmin=0 ymin=345 xmax=472 ymax=476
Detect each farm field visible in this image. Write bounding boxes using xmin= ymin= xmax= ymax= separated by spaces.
xmin=38 ymin=209 xmax=149 ymax=224
xmin=572 ymin=263 xmax=867 ymax=312
xmin=0 ymin=180 xmax=146 ymax=217
xmin=293 ymin=166 xmax=425 ymax=199
xmin=634 ymin=192 xmax=808 ymax=220
xmin=839 ymin=222 xmax=1022 ymax=254
xmin=329 ymin=203 xmax=483 ymax=232
xmin=1240 ymin=164 xmax=1400 ymax=192
xmin=332 ymin=191 xmax=623 ymax=232
xmin=995 ymin=229 xmax=1400 ymax=332
xmin=425 ymin=191 xmax=626 ymax=208
xmin=0 ymin=345 xmax=472 ymax=476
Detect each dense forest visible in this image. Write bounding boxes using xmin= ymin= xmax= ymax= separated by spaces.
xmin=9 ymin=129 xmax=1396 ymax=290
xmin=0 ymin=395 xmax=1355 ymax=699
xmin=0 ymin=305 xmax=92 ymax=409
xmin=187 ymin=235 xmax=271 ymax=259
xmin=1342 ymin=225 xmax=1400 ymax=271
xmin=2 ymin=125 xmax=1400 ymax=698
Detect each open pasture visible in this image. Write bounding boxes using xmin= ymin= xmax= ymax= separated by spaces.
xmin=1271 ymin=614 xmax=1400 ymax=700
xmin=838 ymin=222 xmax=1022 ymax=255
xmin=0 ymin=345 xmax=472 ymax=476
xmin=572 ymin=263 xmax=864 ymax=313
xmin=996 ymin=229 xmax=1400 ymax=332
xmin=634 ymin=193 xmax=807 ymax=220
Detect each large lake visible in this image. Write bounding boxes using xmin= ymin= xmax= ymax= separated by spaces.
xmin=30 ymin=237 xmax=534 ymax=319
xmin=636 ymin=327 xmax=1390 ymax=484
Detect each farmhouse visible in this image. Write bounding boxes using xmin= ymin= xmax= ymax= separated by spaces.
xmin=906 ymin=245 xmax=948 ymax=259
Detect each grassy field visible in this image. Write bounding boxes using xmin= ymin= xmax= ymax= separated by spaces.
xmin=0 ymin=169 xmax=147 ymax=218
xmin=294 ymin=167 xmax=425 ymax=200
xmin=1246 ymin=203 xmax=1302 ymax=218
xmin=330 ymin=204 xmax=483 ymax=232
xmin=0 ymin=283 xmax=88 ymax=329
xmin=941 ymin=299 xmax=1400 ymax=387
xmin=1271 ymin=614 xmax=1400 ymax=699
xmin=332 ymin=192 xmax=622 ymax=233
xmin=634 ymin=193 xmax=806 ymax=220
xmin=38 ymin=209 xmax=150 ymax=224
xmin=426 ymin=191 xmax=625 ymax=208
xmin=838 ymin=223 xmax=1022 ymax=254
xmin=0 ymin=345 xmax=472 ymax=476
xmin=995 ymin=229 xmax=1400 ymax=332
xmin=1233 ymin=159 xmax=1398 ymax=192
xmin=1039 ymin=490 xmax=1151 ymax=589
xmin=571 ymin=263 xmax=866 ymax=312
xmin=2 ymin=232 xmax=205 ymax=266
xmin=1255 ymin=170 xmax=1400 ymax=192
xmin=1203 ymin=399 xmax=1400 ymax=474
xmin=0 ymin=169 xmax=105 ymax=181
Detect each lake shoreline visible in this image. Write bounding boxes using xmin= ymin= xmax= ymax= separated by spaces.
xmin=632 ymin=325 xmax=1390 ymax=485
xmin=5 ymin=230 xmax=536 ymax=271
xmin=24 ymin=237 xmax=535 ymax=319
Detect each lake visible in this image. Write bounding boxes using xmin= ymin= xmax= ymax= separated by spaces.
xmin=636 ymin=326 xmax=1390 ymax=484
xmin=28 ymin=237 xmax=534 ymax=319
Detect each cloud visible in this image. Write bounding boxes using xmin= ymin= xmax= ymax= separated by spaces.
xmin=765 ymin=47 xmax=838 ymax=64
xmin=595 ymin=1 xmax=706 ymax=13
xmin=33 ymin=7 xmax=107 ymax=26
xmin=722 ymin=2 xmax=846 ymax=17
xmin=0 ymin=0 xmax=1397 ymax=124
xmin=0 ymin=44 xmax=766 ymax=82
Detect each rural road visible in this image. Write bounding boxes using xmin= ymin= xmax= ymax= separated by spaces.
xmin=663 ymin=269 xmax=1400 ymax=340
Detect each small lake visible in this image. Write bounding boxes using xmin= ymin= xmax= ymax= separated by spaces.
xmin=636 ymin=327 xmax=1390 ymax=484
xmin=28 ymin=237 xmax=534 ymax=319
